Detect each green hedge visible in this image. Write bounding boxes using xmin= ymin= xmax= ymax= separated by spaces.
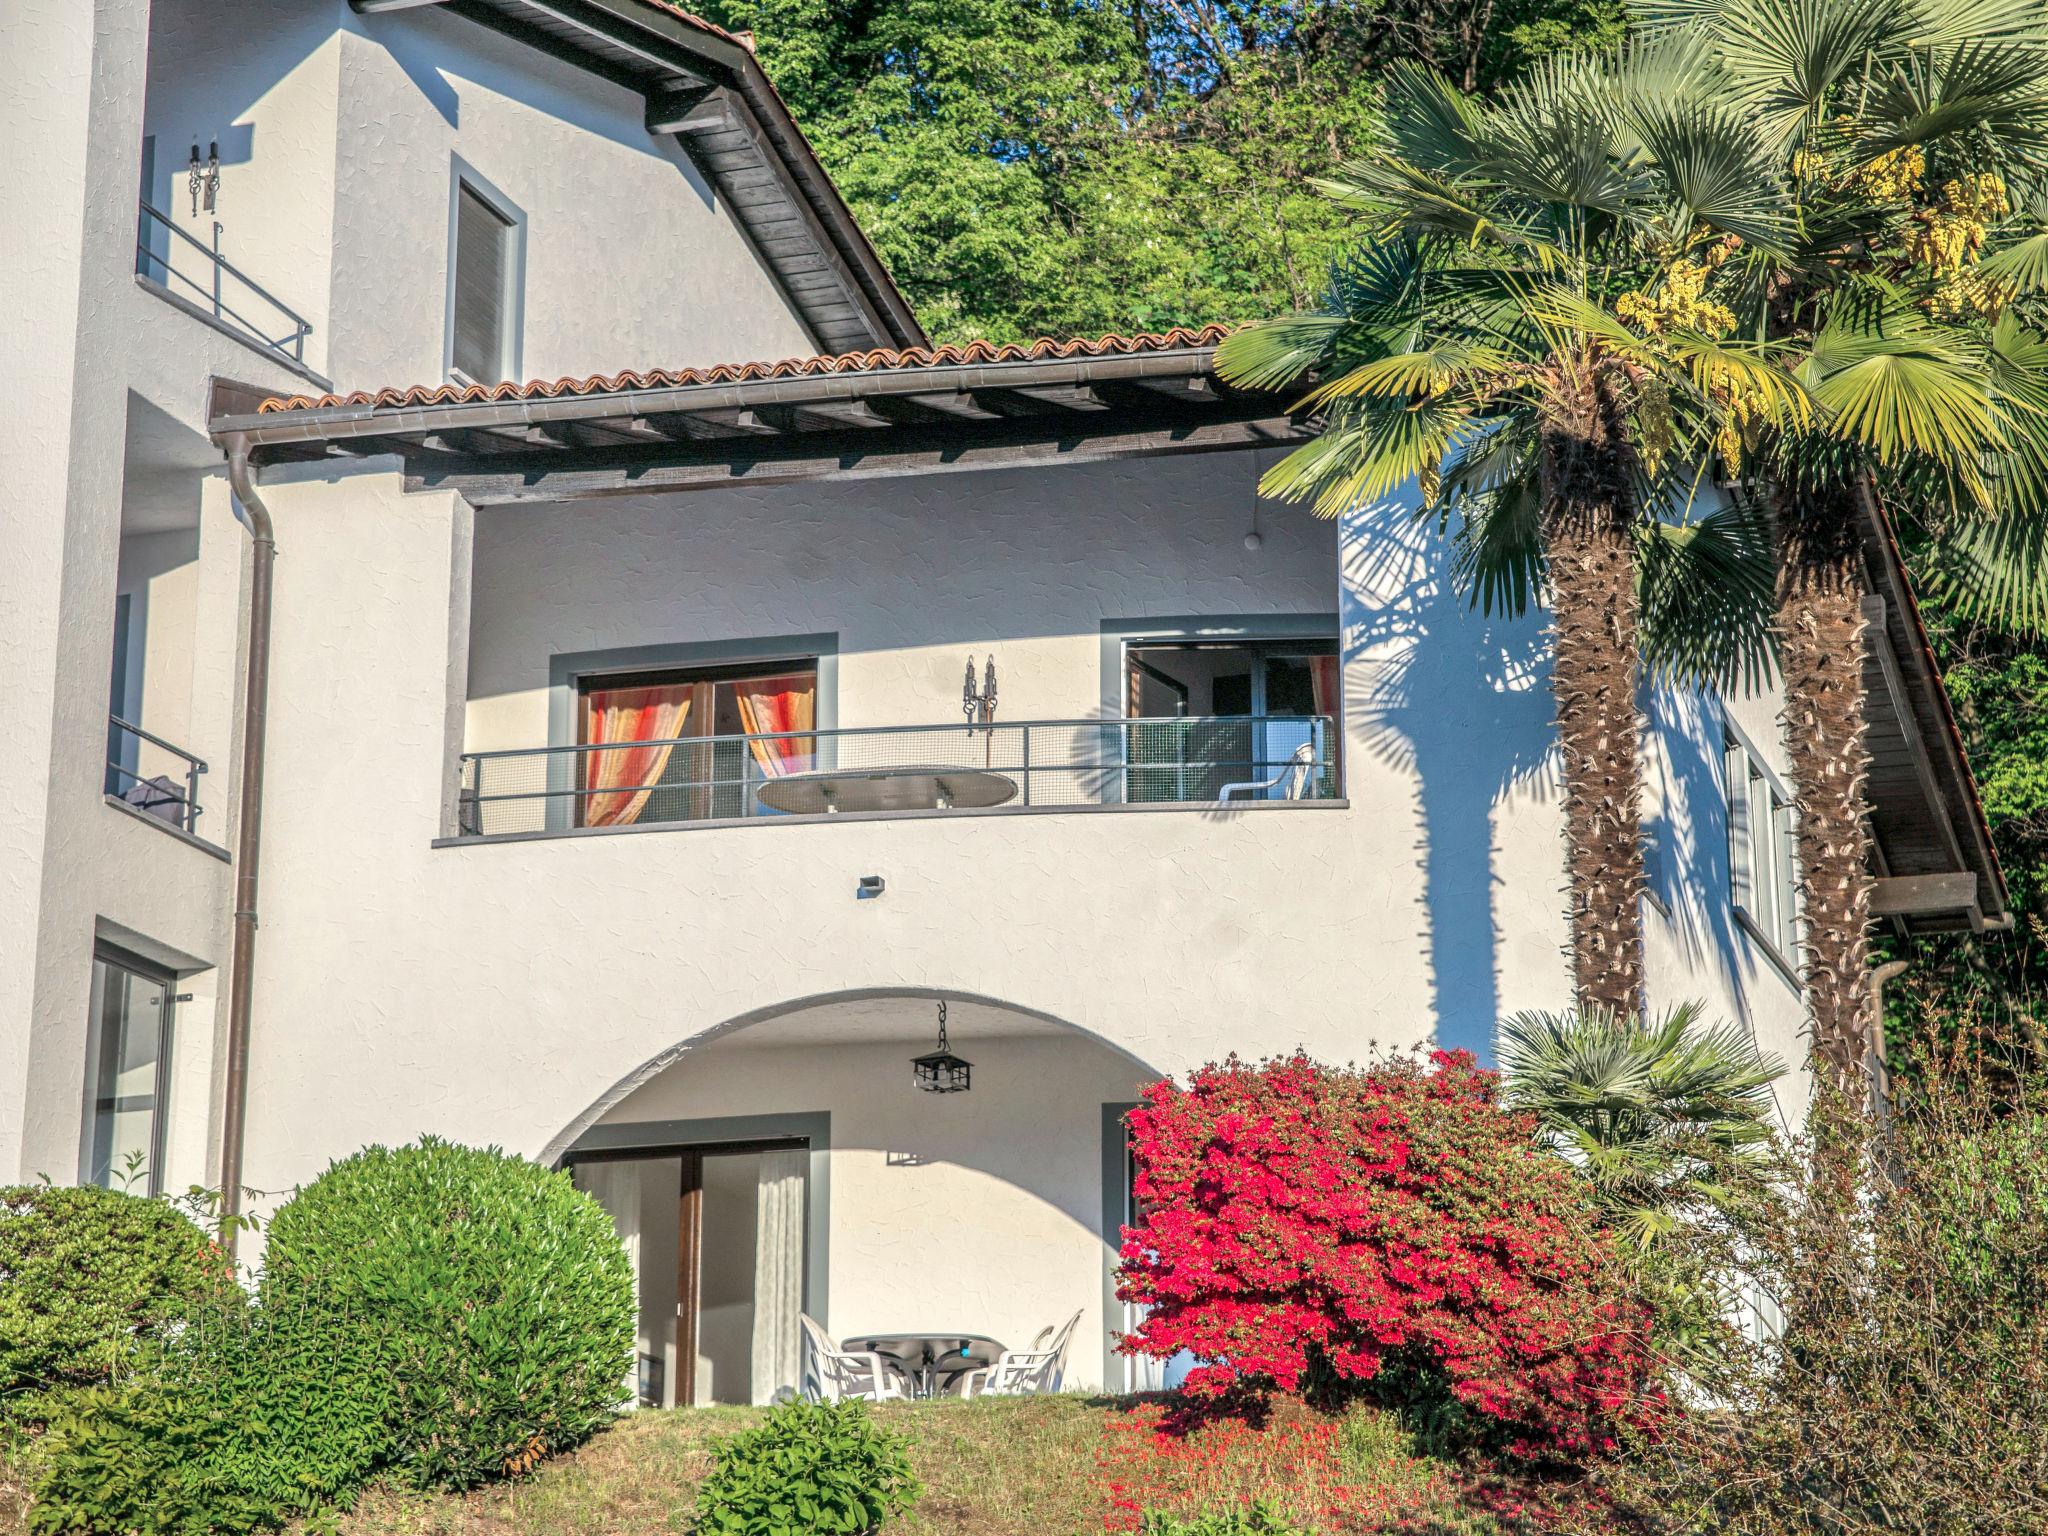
xmin=0 ymin=1184 xmax=231 ymax=1435
xmin=29 ymin=1138 xmax=635 ymax=1531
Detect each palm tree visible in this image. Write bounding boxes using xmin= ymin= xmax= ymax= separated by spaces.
xmin=1499 ymin=1001 xmax=1786 ymax=1248
xmin=1499 ymin=1001 xmax=1787 ymax=1377
xmin=1621 ymin=0 xmax=2048 ymax=1084
xmin=1217 ymin=56 xmax=1803 ymax=1020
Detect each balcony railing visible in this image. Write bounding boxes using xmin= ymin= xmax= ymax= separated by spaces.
xmin=106 ymin=715 xmax=207 ymax=837
xmin=455 ymin=715 xmax=1338 ymax=839
xmin=135 ymin=200 xmax=313 ymax=366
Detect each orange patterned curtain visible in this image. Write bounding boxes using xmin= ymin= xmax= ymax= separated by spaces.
xmin=735 ymin=673 xmax=817 ymax=777
xmin=582 ymin=683 xmax=692 ymax=826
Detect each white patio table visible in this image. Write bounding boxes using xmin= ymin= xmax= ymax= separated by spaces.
xmin=840 ymin=1332 xmax=1008 ymax=1399
xmin=755 ymin=765 xmax=1017 ymax=815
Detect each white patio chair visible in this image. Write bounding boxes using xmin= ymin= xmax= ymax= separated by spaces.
xmin=959 ymin=1309 xmax=1082 ymax=1399
xmin=1218 ymin=739 xmax=1318 ymax=803
xmin=799 ymin=1314 xmax=911 ymax=1404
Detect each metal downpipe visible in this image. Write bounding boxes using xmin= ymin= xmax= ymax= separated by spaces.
xmin=220 ymin=440 xmax=275 ymax=1256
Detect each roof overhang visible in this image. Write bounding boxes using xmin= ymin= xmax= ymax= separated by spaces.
xmin=348 ymin=0 xmax=925 ymax=356
xmin=1855 ymin=482 xmax=2011 ymax=934
xmin=207 ymin=331 xmax=1306 ymax=496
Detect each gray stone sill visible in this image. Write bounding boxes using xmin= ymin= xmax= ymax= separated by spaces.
xmin=103 ymin=794 xmax=231 ymax=861
xmin=434 ymin=795 xmax=1351 ymax=849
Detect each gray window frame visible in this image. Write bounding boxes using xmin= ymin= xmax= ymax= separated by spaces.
xmin=444 ymin=161 xmax=525 ymax=387
xmin=80 ymin=942 xmax=177 ymax=1196
xmin=1723 ymin=715 xmax=1801 ymax=986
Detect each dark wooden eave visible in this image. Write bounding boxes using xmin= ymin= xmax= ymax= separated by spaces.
xmin=347 ymin=0 xmax=926 ymax=356
xmin=1856 ymin=484 xmax=2011 ymax=934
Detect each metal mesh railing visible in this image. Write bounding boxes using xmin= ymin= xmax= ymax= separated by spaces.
xmin=455 ymin=715 xmax=1337 ymax=838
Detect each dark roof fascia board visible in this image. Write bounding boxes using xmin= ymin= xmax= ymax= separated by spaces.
xmin=209 ymin=346 xmax=1226 ymax=448
xmin=544 ymin=0 xmax=923 ymax=347
xmin=1856 ymin=479 xmax=2009 ymax=925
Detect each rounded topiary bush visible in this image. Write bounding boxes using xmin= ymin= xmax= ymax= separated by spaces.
xmin=0 ymin=1184 xmax=233 ymax=1433
xmin=260 ymin=1137 xmax=634 ymax=1489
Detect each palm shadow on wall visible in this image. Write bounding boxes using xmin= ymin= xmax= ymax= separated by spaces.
xmin=1340 ymin=498 xmax=1558 ymax=1061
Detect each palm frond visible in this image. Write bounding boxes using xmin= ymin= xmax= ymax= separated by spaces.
xmin=1256 ymin=394 xmax=1476 ymax=518
xmin=1637 ymin=496 xmax=1783 ymax=691
xmin=1806 ymin=312 xmax=2001 ymax=468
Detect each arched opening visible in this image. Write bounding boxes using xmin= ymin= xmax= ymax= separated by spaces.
xmin=551 ymin=991 xmax=1167 ymax=1408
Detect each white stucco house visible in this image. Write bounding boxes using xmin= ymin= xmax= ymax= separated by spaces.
xmin=3 ymin=0 xmax=2007 ymax=1408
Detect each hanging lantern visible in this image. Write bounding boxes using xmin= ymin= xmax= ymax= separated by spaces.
xmin=911 ymin=999 xmax=972 ymax=1093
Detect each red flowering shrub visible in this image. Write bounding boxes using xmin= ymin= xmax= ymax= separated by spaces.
xmin=1116 ymin=1050 xmax=1654 ymax=1462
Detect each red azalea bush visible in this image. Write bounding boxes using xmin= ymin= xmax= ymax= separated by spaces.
xmin=1116 ymin=1049 xmax=1655 ymax=1462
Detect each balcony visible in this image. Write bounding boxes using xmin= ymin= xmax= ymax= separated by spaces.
xmin=454 ymin=715 xmax=1339 ymax=840
xmin=134 ymin=199 xmax=315 ymax=374
xmin=105 ymin=714 xmax=209 ymax=841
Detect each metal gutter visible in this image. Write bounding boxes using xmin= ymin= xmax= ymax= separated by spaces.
xmin=218 ymin=440 xmax=278 ymax=1255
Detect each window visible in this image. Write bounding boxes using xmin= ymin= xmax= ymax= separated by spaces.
xmin=449 ymin=177 xmax=520 ymax=384
xmin=577 ymin=660 xmax=819 ymax=827
xmin=1122 ymin=639 xmax=1339 ymax=802
xmin=82 ymin=946 xmax=175 ymax=1194
xmin=1725 ymin=729 xmax=1799 ymax=968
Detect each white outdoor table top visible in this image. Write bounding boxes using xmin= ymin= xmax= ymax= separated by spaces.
xmin=754 ymin=765 xmax=1018 ymax=815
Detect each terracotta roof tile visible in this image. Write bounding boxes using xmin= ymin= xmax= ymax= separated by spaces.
xmin=256 ymin=324 xmax=1239 ymax=414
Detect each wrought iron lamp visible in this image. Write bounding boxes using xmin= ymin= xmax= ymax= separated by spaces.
xmin=962 ymin=655 xmax=998 ymax=733
xmin=911 ymin=999 xmax=972 ymax=1093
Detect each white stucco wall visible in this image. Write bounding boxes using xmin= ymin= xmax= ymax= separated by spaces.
xmin=226 ymin=446 xmax=1581 ymax=1217
xmin=328 ymin=3 xmax=817 ymax=392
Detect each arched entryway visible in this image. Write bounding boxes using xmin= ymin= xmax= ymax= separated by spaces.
xmin=549 ymin=991 xmax=1167 ymax=1407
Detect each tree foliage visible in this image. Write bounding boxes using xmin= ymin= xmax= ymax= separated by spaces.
xmin=700 ymin=0 xmax=1622 ymax=343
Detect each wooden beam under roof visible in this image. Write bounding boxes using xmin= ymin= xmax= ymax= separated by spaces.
xmin=1871 ymin=872 xmax=1982 ymax=921
xmin=403 ymin=410 xmax=1305 ymax=505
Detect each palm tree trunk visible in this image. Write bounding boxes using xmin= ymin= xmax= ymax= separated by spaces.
xmin=1539 ymin=362 xmax=1648 ymax=1021
xmin=1773 ymin=481 xmax=1877 ymax=1085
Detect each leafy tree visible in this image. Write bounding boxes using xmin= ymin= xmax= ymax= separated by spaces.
xmin=1214 ymin=55 xmax=1798 ymax=1018
xmin=701 ymin=1 xmax=1626 ymax=343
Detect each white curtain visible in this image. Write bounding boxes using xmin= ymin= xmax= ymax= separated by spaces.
xmin=576 ymin=1161 xmax=645 ymax=1404
xmin=750 ymin=1149 xmax=806 ymax=1404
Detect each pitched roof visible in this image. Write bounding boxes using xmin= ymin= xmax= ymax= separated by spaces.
xmin=254 ymin=325 xmax=1238 ymax=413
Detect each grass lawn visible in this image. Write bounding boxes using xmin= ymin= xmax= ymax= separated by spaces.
xmin=2 ymin=1395 xmax=1508 ymax=1535
xmin=335 ymin=1397 xmax=1113 ymax=1536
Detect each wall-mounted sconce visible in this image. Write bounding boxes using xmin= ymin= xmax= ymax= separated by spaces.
xmin=188 ymin=141 xmax=219 ymax=217
xmin=962 ymin=655 xmax=998 ymax=734
xmin=857 ymin=874 xmax=886 ymax=899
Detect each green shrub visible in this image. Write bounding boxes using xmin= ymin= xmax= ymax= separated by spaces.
xmin=1598 ymin=1076 xmax=2048 ymax=1535
xmin=260 ymin=1137 xmax=634 ymax=1490
xmin=1138 ymin=1504 xmax=1309 ymax=1536
xmin=693 ymin=1399 xmax=920 ymax=1535
xmin=30 ymin=1237 xmax=393 ymax=1533
xmin=0 ymin=1184 xmax=230 ymax=1434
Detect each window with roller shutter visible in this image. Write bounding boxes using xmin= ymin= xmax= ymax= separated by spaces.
xmin=450 ymin=179 xmax=518 ymax=384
